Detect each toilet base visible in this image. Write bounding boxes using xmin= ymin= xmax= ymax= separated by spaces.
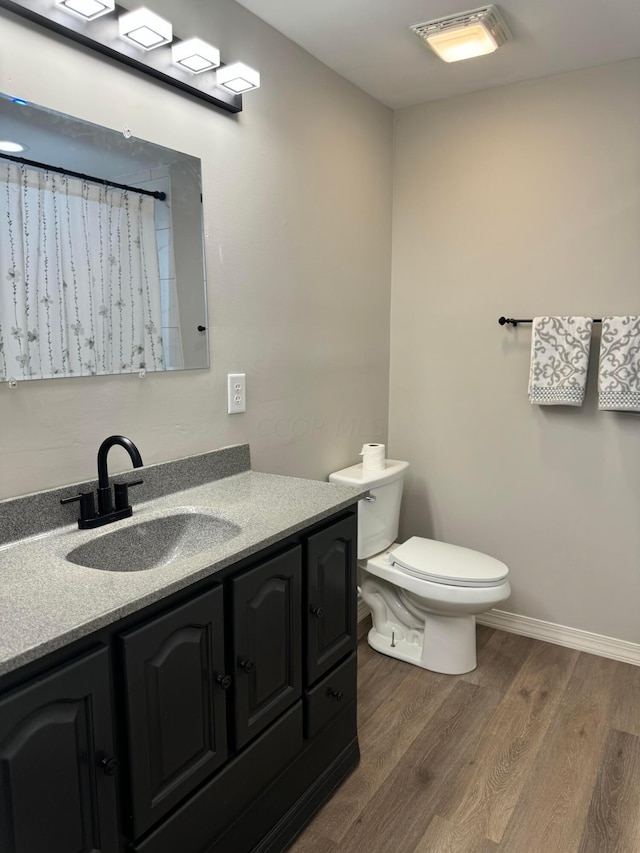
xmin=367 ymin=621 xmax=424 ymax=668
xmin=366 ymin=612 xmax=477 ymax=675
xmin=360 ymin=573 xmax=479 ymax=674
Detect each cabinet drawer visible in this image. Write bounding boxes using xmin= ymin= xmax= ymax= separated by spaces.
xmin=304 ymin=652 xmax=356 ymax=739
xmin=133 ymin=702 xmax=304 ymax=853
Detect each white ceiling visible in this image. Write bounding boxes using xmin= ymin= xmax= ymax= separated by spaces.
xmin=234 ymin=0 xmax=640 ymax=109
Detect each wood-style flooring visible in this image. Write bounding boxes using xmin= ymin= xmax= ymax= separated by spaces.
xmin=290 ymin=626 xmax=640 ymax=853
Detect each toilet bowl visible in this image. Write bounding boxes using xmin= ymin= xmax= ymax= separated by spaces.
xmin=329 ymin=460 xmax=510 ymax=675
xmin=361 ymin=538 xmax=510 ymax=674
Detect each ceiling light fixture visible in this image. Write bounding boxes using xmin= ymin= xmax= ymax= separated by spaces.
xmin=0 ymin=140 xmax=29 ymax=153
xmin=118 ymin=7 xmax=172 ymax=50
xmin=172 ymin=38 xmax=220 ymax=73
xmin=55 ymin=0 xmax=114 ymax=22
xmin=410 ymin=5 xmax=511 ymax=63
xmin=216 ymin=62 xmax=260 ymax=93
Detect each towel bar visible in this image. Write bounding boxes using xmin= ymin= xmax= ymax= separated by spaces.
xmin=498 ymin=316 xmax=603 ymax=327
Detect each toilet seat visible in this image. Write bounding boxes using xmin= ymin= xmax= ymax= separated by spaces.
xmin=389 ymin=536 xmax=509 ymax=589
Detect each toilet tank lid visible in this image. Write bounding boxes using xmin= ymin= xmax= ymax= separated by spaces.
xmin=329 ymin=459 xmax=409 ymax=488
xmin=390 ymin=537 xmax=509 ymax=585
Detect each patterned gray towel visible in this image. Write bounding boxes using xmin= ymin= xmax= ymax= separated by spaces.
xmin=598 ymin=316 xmax=640 ymax=411
xmin=528 ymin=317 xmax=593 ymax=406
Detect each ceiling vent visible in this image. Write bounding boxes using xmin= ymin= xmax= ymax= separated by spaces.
xmin=410 ymin=5 xmax=511 ymax=63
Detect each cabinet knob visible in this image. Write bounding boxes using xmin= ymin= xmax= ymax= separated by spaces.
xmin=310 ymin=606 xmax=324 ymax=619
xmin=238 ymin=659 xmax=254 ymax=673
xmin=216 ymin=673 xmax=232 ymax=690
xmin=100 ymin=756 xmax=120 ymax=776
xmin=330 ymin=690 xmax=344 ymax=702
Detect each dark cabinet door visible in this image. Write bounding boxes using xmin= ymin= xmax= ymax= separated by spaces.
xmin=121 ymin=585 xmax=228 ymax=838
xmin=305 ymin=514 xmax=357 ymax=685
xmin=232 ymin=546 xmax=302 ymax=749
xmin=0 ymin=646 xmax=119 ymax=853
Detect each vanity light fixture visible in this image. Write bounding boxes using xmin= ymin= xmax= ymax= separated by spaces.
xmin=118 ymin=7 xmax=172 ymax=50
xmin=0 ymin=0 xmax=260 ymax=112
xmin=216 ymin=62 xmax=260 ymax=93
xmin=55 ymin=0 xmax=114 ymax=22
xmin=172 ymin=38 xmax=220 ymax=73
xmin=410 ymin=5 xmax=511 ymax=63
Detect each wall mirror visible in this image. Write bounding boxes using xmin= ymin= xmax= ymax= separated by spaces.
xmin=0 ymin=93 xmax=209 ymax=382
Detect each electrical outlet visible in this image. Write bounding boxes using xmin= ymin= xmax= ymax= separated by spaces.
xmin=227 ymin=373 xmax=246 ymax=414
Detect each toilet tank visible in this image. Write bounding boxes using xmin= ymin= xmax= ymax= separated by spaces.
xmin=329 ymin=460 xmax=409 ymax=559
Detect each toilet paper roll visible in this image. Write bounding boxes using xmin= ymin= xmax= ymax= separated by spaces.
xmin=360 ymin=443 xmax=386 ymax=472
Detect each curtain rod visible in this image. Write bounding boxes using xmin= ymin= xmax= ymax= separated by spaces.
xmin=0 ymin=151 xmax=167 ymax=201
xmin=498 ymin=316 xmax=603 ymax=327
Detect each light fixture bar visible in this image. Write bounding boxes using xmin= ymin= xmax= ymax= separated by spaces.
xmin=0 ymin=0 xmax=242 ymax=113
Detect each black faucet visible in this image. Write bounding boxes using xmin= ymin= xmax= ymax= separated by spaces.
xmin=61 ymin=435 xmax=144 ymax=529
xmin=96 ymin=435 xmax=143 ymax=515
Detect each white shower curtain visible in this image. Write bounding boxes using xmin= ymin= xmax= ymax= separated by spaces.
xmin=0 ymin=161 xmax=165 ymax=381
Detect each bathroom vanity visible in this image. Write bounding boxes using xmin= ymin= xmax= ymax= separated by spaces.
xmin=0 ymin=444 xmax=365 ymax=853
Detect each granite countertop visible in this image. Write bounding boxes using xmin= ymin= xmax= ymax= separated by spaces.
xmin=0 ymin=444 xmax=366 ymax=677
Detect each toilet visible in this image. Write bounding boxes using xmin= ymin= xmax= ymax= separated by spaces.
xmin=329 ymin=459 xmax=510 ymax=675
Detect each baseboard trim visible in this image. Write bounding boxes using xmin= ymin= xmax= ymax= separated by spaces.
xmin=478 ymin=609 xmax=640 ymax=666
xmin=360 ymin=598 xmax=640 ymax=666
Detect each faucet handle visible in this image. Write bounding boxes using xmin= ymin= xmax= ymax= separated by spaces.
xmin=60 ymin=492 xmax=96 ymax=523
xmin=114 ymin=479 xmax=143 ymax=511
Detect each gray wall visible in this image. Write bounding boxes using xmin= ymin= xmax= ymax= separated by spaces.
xmin=390 ymin=59 xmax=640 ymax=643
xmin=4 ymin=4 xmax=637 ymax=647
xmin=0 ymin=0 xmax=392 ymax=498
